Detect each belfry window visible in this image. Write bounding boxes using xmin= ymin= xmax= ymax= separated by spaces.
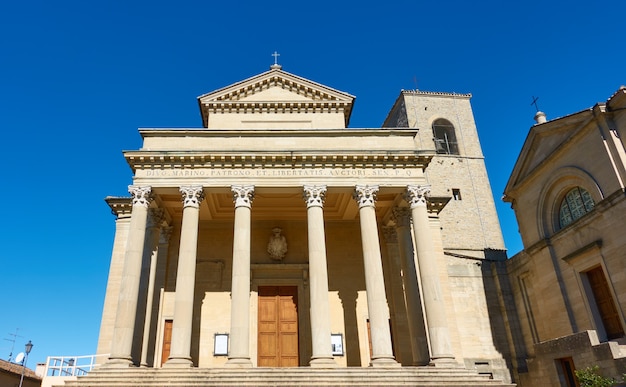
xmin=558 ymin=187 xmax=595 ymax=228
xmin=432 ymin=119 xmax=459 ymax=155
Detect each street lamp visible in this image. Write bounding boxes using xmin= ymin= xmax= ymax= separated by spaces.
xmin=18 ymin=340 xmax=33 ymax=387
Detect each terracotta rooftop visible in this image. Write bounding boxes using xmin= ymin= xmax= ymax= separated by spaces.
xmin=0 ymin=358 xmax=41 ymax=380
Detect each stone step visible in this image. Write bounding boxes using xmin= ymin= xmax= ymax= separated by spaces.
xmin=61 ymin=367 xmax=515 ymax=387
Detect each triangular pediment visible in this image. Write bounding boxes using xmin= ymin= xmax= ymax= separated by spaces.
xmin=237 ymin=86 xmax=312 ymax=102
xmin=505 ymin=109 xmax=594 ymax=197
xmin=197 ymin=68 xmax=355 ymax=128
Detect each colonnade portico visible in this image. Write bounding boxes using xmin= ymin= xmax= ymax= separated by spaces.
xmin=93 ymin=66 xmax=516 ymax=384
xmin=105 ymin=182 xmax=455 ymax=368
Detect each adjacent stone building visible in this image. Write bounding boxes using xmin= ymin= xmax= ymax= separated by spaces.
xmin=88 ymin=65 xmax=515 ymax=385
xmin=503 ymin=87 xmax=626 ymax=385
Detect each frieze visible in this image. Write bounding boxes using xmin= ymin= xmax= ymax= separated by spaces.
xmin=138 ymin=167 xmax=419 ymax=179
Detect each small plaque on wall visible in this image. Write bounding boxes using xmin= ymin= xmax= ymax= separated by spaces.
xmin=214 ymin=333 xmax=229 ymax=356
xmin=331 ymin=333 xmax=344 ymax=356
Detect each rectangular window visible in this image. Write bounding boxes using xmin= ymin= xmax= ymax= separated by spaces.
xmin=452 ymin=189 xmax=462 ymax=200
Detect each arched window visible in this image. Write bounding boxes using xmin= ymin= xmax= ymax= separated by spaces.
xmin=559 ymin=187 xmax=595 ymax=228
xmin=432 ymin=119 xmax=459 ymax=155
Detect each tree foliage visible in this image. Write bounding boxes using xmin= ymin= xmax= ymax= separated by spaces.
xmin=574 ymin=366 xmax=618 ymax=387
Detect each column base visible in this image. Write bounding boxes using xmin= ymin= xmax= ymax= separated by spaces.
xmin=163 ymin=357 xmax=193 ymax=368
xmin=370 ymin=357 xmax=401 ymax=368
xmin=225 ymin=357 xmax=253 ymax=368
xmin=428 ymin=357 xmax=460 ymax=368
xmin=309 ymin=357 xmax=338 ymax=368
xmin=102 ymin=357 xmax=134 ymax=368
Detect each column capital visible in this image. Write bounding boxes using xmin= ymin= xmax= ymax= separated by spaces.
xmin=147 ymin=208 xmax=165 ymax=229
xmin=353 ymin=185 xmax=379 ymax=208
xmin=231 ymin=185 xmax=255 ymax=208
xmin=180 ymin=186 xmax=205 ymax=209
xmin=303 ymin=185 xmax=327 ymax=208
xmin=405 ymin=185 xmax=431 ymax=208
xmin=128 ymin=185 xmax=153 ymax=208
xmin=382 ymin=226 xmax=398 ymax=244
xmin=392 ymin=207 xmax=411 ymax=227
xmin=159 ymin=225 xmax=174 ymax=244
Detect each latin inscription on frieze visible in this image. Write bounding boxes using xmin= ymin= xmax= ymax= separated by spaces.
xmin=139 ymin=167 xmax=418 ymax=178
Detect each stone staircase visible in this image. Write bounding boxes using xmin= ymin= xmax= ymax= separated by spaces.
xmin=61 ymin=367 xmax=515 ymax=387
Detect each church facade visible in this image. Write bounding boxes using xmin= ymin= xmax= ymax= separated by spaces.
xmin=96 ymin=65 xmax=513 ymax=383
xmin=503 ymin=87 xmax=626 ymax=385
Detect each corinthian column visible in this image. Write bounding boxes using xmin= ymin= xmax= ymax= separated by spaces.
xmin=107 ymin=185 xmax=153 ymax=367
xmin=381 ymin=226 xmax=411 ymax=365
xmin=164 ymin=186 xmax=204 ymax=367
xmin=353 ymin=185 xmax=399 ymax=367
xmin=143 ymin=225 xmax=172 ymax=367
xmin=392 ymin=207 xmax=429 ymax=365
xmin=303 ymin=185 xmax=337 ymax=367
xmin=226 ymin=185 xmax=254 ymax=367
xmin=139 ymin=209 xmax=165 ymax=367
xmin=405 ymin=185 xmax=455 ymax=366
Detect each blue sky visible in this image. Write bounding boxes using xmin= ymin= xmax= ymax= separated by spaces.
xmin=1 ymin=0 xmax=624 ymax=368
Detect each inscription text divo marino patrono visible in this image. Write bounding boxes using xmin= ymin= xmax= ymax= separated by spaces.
xmin=140 ymin=167 xmax=419 ymax=178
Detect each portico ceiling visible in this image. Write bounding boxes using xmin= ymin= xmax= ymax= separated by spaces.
xmin=153 ymin=187 xmax=403 ymax=223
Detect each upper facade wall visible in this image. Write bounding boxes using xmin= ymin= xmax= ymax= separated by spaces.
xmin=513 ymin=127 xmax=614 ymax=246
xmin=139 ymin=130 xmax=420 ymax=152
xmin=506 ymin=88 xmax=626 ymax=248
xmin=207 ymin=112 xmax=347 ymax=129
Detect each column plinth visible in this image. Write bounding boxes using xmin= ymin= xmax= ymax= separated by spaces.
xmin=164 ymin=186 xmax=204 ymax=368
xmin=107 ymin=186 xmax=153 ymax=367
xmin=406 ymin=185 xmax=456 ymax=366
xmin=226 ymin=185 xmax=254 ymax=368
xmin=354 ymin=185 xmax=399 ymax=367
xmin=304 ymin=185 xmax=337 ymax=368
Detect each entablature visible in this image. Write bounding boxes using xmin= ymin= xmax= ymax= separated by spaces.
xmin=202 ymin=100 xmax=351 ymax=115
xmin=124 ymin=151 xmax=433 ymax=172
xmin=105 ymin=196 xmax=132 ymax=219
xmin=137 ymin=128 xmax=420 ymax=137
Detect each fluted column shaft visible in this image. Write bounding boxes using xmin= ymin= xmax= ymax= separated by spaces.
xmin=226 ymin=185 xmax=254 ymax=367
xmin=303 ymin=185 xmax=337 ymax=367
xmin=393 ymin=207 xmax=429 ymax=365
xmin=354 ymin=185 xmax=398 ymax=367
xmin=406 ymin=185 xmax=455 ymax=365
xmin=108 ymin=185 xmax=153 ymax=366
xmin=165 ymin=186 xmax=204 ymax=367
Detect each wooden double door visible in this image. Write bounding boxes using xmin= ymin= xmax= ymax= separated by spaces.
xmin=257 ymin=286 xmax=300 ymax=367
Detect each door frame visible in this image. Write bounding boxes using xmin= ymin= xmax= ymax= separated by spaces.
xmin=251 ymin=263 xmax=310 ymax=367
